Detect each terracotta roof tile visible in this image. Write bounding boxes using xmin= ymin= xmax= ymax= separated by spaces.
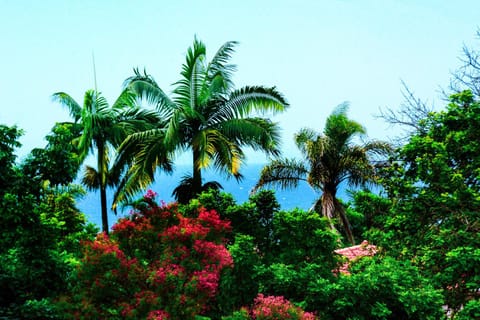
xmin=334 ymin=240 xmax=377 ymax=275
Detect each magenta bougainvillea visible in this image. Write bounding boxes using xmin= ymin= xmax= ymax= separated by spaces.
xmin=60 ymin=190 xmax=233 ymax=319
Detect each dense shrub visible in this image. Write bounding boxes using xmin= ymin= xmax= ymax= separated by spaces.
xmin=59 ymin=191 xmax=233 ymax=319
xmin=0 ymin=186 xmax=97 ymax=319
xmin=308 ymin=257 xmax=445 ymax=319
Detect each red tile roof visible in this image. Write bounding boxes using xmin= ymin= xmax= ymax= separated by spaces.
xmin=334 ymin=240 xmax=377 ymax=275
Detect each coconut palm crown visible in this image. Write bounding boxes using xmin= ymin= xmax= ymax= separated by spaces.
xmin=122 ymin=37 xmax=289 ymax=202
xmin=253 ymin=104 xmax=391 ymax=244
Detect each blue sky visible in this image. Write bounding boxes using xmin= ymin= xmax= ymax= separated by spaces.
xmin=1 ymin=0 xmax=479 ymax=164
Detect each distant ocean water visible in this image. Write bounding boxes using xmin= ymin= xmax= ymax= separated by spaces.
xmin=77 ymin=163 xmax=350 ymax=228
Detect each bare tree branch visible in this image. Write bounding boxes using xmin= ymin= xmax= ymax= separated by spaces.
xmin=449 ymin=30 xmax=480 ymax=97
xmin=376 ymin=81 xmax=433 ymax=144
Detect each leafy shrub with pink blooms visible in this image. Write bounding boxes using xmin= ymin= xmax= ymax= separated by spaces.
xmin=57 ymin=190 xmax=233 ymax=319
xmin=223 ymin=294 xmax=318 ymax=320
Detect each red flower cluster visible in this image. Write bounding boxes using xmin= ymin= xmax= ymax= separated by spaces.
xmin=63 ymin=192 xmax=233 ymax=319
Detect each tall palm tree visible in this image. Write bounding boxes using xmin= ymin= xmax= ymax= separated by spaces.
xmin=52 ymin=89 xmax=160 ymax=233
xmin=122 ymin=38 xmax=288 ymax=201
xmin=253 ymin=104 xmax=391 ymax=244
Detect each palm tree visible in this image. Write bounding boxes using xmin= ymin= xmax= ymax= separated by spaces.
xmin=253 ymin=104 xmax=391 ymax=244
xmin=52 ymin=89 xmax=159 ymax=233
xmin=122 ymin=38 xmax=288 ymax=202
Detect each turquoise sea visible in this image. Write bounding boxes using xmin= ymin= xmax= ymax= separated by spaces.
xmin=77 ymin=163 xmax=350 ymax=228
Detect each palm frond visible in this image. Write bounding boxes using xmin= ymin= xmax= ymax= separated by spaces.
xmin=219 ymin=118 xmax=282 ymax=157
xmin=171 ymin=174 xmax=223 ymax=204
xmin=207 ymin=130 xmax=245 ymax=177
xmin=82 ymin=165 xmax=100 ymax=191
xmin=126 ymin=68 xmax=176 ymax=114
xmin=111 ymin=166 xmax=162 ymax=212
xmin=191 ymin=130 xmax=214 ymax=169
xmin=252 ymin=158 xmax=308 ymax=194
xmin=331 ymin=101 xmax=350 ymax=116
xmin=295 ymin=128 xmax=320 ymax=156
xmin=172 ymin=175 xmax=196 ymax=204
xmin=52 ymin=92 xmax=82 ymax=122
xmin=220 ymin=86 xmax=288 ymax=120
xmin=363 ymin=140 xmax=393 ymax=157
xmin=112 ymin=87 xmax=137 ymax=110
xmin=173 ymin=37 xmax=206 ymax=109
xmin=202 ymin=180 xmax=223 ymax=192
xmin=117 ymin=107 xmax=164 ymax=136
xmin=324 ymin=105 xmax=366 ymax=153
xmin=206 ymin=40 xmax=238 ymax=92
xmin=164 ymin=109 xmax=187 ymax=149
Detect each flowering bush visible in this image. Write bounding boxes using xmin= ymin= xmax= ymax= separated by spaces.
xmin=223 ymin=294 xmax=318 ymax=320
xmin=58 ymin=191 xmax=233 ymax=319
xmin=252 ymin=294 xmax=317 ymax=320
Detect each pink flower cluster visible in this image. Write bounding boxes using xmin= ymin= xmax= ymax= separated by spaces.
xmin=251 ymin=294 xmax=318 ymax=320
xmin=144 ymin=189 xmax=158 ymax=201
xmin=147 ymin=309 xmax=170 ymax=320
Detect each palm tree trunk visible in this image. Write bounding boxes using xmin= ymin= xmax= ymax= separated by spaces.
xmin=97 ymin=141 xmax=109 ymax=234
xmin=192 ymin=148 xmax=202 ymax=196
xmin=100 ymin=186 xmax=109 ymax=234
xmin=334 ymin=198 xmax=355 ymax=245
xmin=321 ymin=190 xmax=355 ymax=245
xmin=321 ymin=191 xmax=338 ymax=233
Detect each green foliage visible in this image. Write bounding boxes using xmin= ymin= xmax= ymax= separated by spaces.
xmin=345 ymin=190 xmax=392 ymax=240
xmin=21 ymin=122 xmax=82 ymax=187
xmin=455 ymin=299 xmax=480 ymax=319
xmin=221 ymin=190 xmax=279 ymax=252
xmin=190 ymin=187 xmax=447 ymax=319
xmin=0 ymin=124 xmax=97 ymax=319
xmin=0 ymin=186 xmax=97 ymax=318
xmin=18 ymin=299 xmax=62 ymax=320
xmin=310 ymin=257 xmax=444 ymax=319
xmin=376 ymin=91 xmax=480 ymax=311
xmin=194 ymin=188 xmax=237 ymax=214
xmin=196 ymin=189 xmax=338 ymax=317
xmin=222 ymin=309 xmax=250 ymax=320
xmin=0 ymin=124 xmax=23 ymax=196
xmin=228 ymin=196 xmax=337 ymax=310
xmin=213 ymin=234 xmax=261 ymax=317
xmin=254 ymin=207 xmax=338 ymax=306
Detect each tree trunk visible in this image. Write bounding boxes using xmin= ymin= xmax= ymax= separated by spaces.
xmin=98 ymin=141 xmax=109 ymax=234
xmin=322 ymin=190 xmax=355 ymax=245
xmin=192 ymin=148 xmax=203 ymax=196
xmin=100 ymin=186 xmax=109 ymax=234
xmin=334 ymin=198 xmax=355 ymax=245
xmin=321 ymin=191 xmax=338 ymax=233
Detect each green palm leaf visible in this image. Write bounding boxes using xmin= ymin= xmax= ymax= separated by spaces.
xmin=124 ymin=38 xmax=288 ymax=204
xmin=52 ymin=92 xmax=82 ymax=122
xmin=82 ymin=165 xmax=100 ymax=191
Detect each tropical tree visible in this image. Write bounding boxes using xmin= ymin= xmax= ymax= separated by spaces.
xmin=122 ymin=37 xmax=288 ymax=203
xmin=253 ymin=104 xmax=391 ymax=244
xmin=375 ymin=91 xmax=480 ymax=313
xmin=21 ymin=122 xmax=82 ymax=188
xmin=52 ymin=89 xmax=159 ymax=233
